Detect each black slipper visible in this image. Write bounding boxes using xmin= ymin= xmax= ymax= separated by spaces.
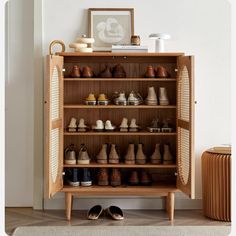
xmin=87 ymin=205 xmax=103 ymax=220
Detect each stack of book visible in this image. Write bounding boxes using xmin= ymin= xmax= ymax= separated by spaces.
xmin=112 ymin=45 xmax=148 ymax=53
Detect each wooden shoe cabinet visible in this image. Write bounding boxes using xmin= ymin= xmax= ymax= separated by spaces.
xmin=44 ymin=52 xmax=195 ymax=221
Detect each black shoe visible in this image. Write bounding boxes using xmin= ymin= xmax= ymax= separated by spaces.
xmin=81 ymin=168 xmax=92 ymax=186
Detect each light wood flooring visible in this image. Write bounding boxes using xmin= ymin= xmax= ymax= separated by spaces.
xmin=5 ymin=208 xmax=230 ymax=236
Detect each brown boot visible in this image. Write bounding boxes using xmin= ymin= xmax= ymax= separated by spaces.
xmin=96 ymin=144 xmax=108 ymax=164
xmin=110 ymin=168 xmax=121 ymax=187
xmin=136 ymin=144 xmax=147 ymax=164
xmin=109 ymin=144 xmax=120 ymax=164
xmin=125 ymin=144 xmax=135 ymax=164
xmin=163 ymin=144 xmax=174 ymax=164
xmin=140 ymin=171 xmax=152 ymax=186
xmin=150 ymin=144 xmax=162 ymax=164
xmin=70 ymin=65 xmax=81 ymax=78
xmin=98 ymin=168 xmax=109 ymax=186
xmin=128 ymin=171 xmax=139 ymax=185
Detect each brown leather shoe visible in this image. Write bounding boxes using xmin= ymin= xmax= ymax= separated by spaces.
xmin=125 ymin=144 xmax=135 ymax=164
xmin=156 ymin=66 xmax=169 ymax=78
xmin=144 ymin=65 xmax=155 ymax=78
xmin=82 ymin=66 xmax=94 ymax=78
xmin=110 ymin=168 xmax=121 ymax=187
xmin=140 ymin=171 xmax=152 ymax=186
xmin=98 ymin=168 xmax=109 ymax=186
xmin=109 ymin=144 xmax=120 ymax=164
xmin=70 ymin=65 xmax=81 ymax=78
xmin=136 ymin=144 xmax=147 ymax=164
xmin=112 ymin=64 xmax=126 ymax=78
xmin=128 ymin=171 xmax=139 ymax=185
xmin=99 ymin=65 xmax=112 ymax=78
xmin=150 ymin=144 xmax=162 ymax=164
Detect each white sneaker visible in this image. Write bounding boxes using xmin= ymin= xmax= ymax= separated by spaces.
xmin=129 ymin=118 xmax=141 ymax=132
xmin=146 ymin=87 xmax=158 ymax=105
xmin=119 ymin=117 xmax=128 ymax=132
xmin=77 ymin=118 xmax=89 ymax=132
xmin=105 ymin=120 xmax=116 ymax=131
xmin=159 ymin=87 xmax=169 ymax=105
xmin=92 ymin=120 xmax=104 ymax=131
xmin=128 ymin=91 xmax=143 ymax=105
xmin=68 ymin=117 xmax=77 ymax=132
xmin=114 ymin=92 xmax=127 ymax=105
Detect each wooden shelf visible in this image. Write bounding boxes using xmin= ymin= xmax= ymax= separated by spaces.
xmin=62 ymin=185 xmax=179 ymax=196
xmin=64 ymin=163 xmax=176 ymax=168
xmin=64 ymin=78 xmax=176 ymax=82
xmin=64 ymin=104 xmax=176 ymax=109
xmin=64 ymin=131 xmax=176 ymax=136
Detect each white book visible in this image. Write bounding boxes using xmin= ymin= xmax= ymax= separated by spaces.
xmin=112 ymin=45 xmax=148 ymax=50
xmin=112 ymin=49 xmax=148 ymax=53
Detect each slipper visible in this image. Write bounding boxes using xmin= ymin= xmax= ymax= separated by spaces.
xmin=87 ymin=205 xmax=103 ymax=220
xmin=106 ymin=206 xmax=124 ymax=220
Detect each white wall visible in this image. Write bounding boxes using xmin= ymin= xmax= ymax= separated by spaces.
xmin=5 ymin=0 xmax=34 ymax=206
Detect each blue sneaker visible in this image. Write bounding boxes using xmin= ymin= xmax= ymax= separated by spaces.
xmin=81 ymin=168 xmax=92 ymax=186
xmin=65 ymin=168 xmax=80 ymax=187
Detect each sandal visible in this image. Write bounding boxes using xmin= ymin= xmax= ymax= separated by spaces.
xmin=87 ymin=205 xmax=103 ymax=220
xmin=106 ymin=206 xmax=124 ymax=220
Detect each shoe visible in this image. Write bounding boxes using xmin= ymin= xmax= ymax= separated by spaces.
xmin=99 ymin=65 xmax=112 ymax=78
xmin=77 ymin=144 xmax=90 ymax=164
xmin=144 ymin=65 xmax=155 ymax=78
xmin=97 ymin=94 xmax=109 ymax=105
xmin=110 ymin=168 xmax=121 ymax=187
xmin=129 ymin=118 xmax=141 ymax=132
xmin=150 ymin=144 xmax=162 ymax=164
xmin=105 ymin=120 xmax=116 ymax=131
xmin=156 ymin=66 xmax=169 ymax=78
xmin=127 ymin=91 xmax=143 ymax=105
xmin=77 ymin=118 xmax=89 ymax=132
xmin=128 ymin=171 xmax=139 ymax=185
xmin=147 ymin=118 xmax=162 ymax=132
xmin=163 ymin=144 xmax=174 ymax=164
xmin=85 ymin=93 xmax=96 ymax=105
xmin=92 ymin=120 xmax=104 ymax=132
xmin=125 ymin=144 xmax=135 ymax=164
xmin=82 ymin=66 xmax=94 ymax=78
xmin=146 ymin=87 xmax=158 ymax=105
xmin=70 ymin=65 xmax=81 ymax=78
xmin=140 ymin=171 xmax=152 ymax=186
xmin=67 ymin=117 xmax=77 ymax=132
xmin=65 ymin=168 xmax=80 ymax=186
xmin=119 ymin=117 xmax=128 ymax=132
xmin=64 ymin=144 xmax=76 ymax=165
xmin=159 ymin=87 xmax=169 ymax=105
xmin=81 ymin=168 xmax=92 ymax=186
xmin=112 ymin=64 xmax=126 ymax=78
xmin=161 ymin=119 xmax=173 ymax=132
xmin=106 ymin=206 xmax=124 ymax=220
xmin=87 ymin=205 xmax=103 ymax=220
xmin=113 ymin=92 xmax=127 ymax=105
xmin=136 ymin=144 xmax=147 ymax=164
xmin=98 ymin=168 xmax=109 ymax=186
xmin=109 ymin=144 xmax=120 ymax=164
xmin=96 ymin=144 xmax=108 ymax=164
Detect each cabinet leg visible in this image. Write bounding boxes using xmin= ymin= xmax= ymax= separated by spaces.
xmin=165 ymin=196 xmax=169 ymax=214
xmin=167 ymin=192 xmax=175 ymax=221
xmin=65 ymin=192 xmax=73 ymax=221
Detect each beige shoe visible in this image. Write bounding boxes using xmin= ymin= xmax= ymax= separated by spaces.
xmin=159 ymin=87 xmax=169 ymax=105
xmin=96 ymin=144 xmax=108 ymax=164
xmin=67 ymin=117 xmax=77 ymax=132
xmin=150 ymin=144 xmax=162 ymax=164
xmin=125 ymin=144 xmax=135 ymax=164
xmin=136 ymin=144 xmax=147 ymax=164
xmin=109 ymin=144 xmax=120 ymax=164
xmin=77 ymin=144 xmax=90 ymax=164
xmin=119 ymin=117 xmax=128 ymax=132
xmin=146 ymin=87 xmax=158 ymax=105
xmin=163 ymin=144 xmax=174 ymax=164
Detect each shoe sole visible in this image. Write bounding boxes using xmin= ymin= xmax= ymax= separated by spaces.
xmin=111 ymin=181 xmax=121 ymax=187
xmin=136 ymin=160 xmax=146 ymax=164
xmin=85 ymin=101 xmax=96 ymax=105
xmin=77 ymin=160 xmax=90 ymax=164
xmin=68 ymin=181 xmax=80 ymax=187
xmin=64 ymin=160 xmax=76 ymax=165
xmin=97 ymin=160 xmax=108 ymax=164
xmin=109 ymin=160 xmax=119 ymax=164
xmin=81 ymin=181 xmax=92 ymax=186
xmin=97 ymin=101 xmax=109 ymax=105
xmin=98 ymin=181 xmax=109 ymax=186
xmin=125 ymin=160 xmax=135 ymax=165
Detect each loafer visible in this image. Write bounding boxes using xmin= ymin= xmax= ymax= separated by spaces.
xmin=106 ymin=206 xmax=124 ymax=220
xmin=87 ymin=205 xmax=103 ymax=220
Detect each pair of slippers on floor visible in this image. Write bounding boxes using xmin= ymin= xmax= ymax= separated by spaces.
xmin=88 ymin=205 xmax=124 ymax=220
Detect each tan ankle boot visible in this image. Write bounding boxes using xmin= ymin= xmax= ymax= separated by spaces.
xmin=96 ymin=144 xmax=108 ymax=164
xmin=125 ymin=144 xmax=135 ymax=164
xmin=98 ymin=168 xmax=109 ymax=186
xmin=136 ymin=144 xmax=147 ymax=164
xmin=109 ymin=144 xmax=120 ymax=164
xmin=110 ymin=168 xmax=121 ymax=187
xmin=163 ymin=144 xmax=174 ymax=164
xmin=150 ymin=144 xmax=162 ymax=164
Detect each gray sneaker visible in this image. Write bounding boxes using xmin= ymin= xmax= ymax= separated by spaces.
xmin=77 ymin=144 xmax=90 ymax=164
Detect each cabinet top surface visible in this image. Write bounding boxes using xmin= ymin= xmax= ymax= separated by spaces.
xmin=56 ymin=52 xmax=185 ymax=57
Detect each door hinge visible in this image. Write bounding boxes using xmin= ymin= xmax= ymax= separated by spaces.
xmin=174 ymin=172 xmax=178 ymax=176
xmin=174 ymin=69 xmax=178 ymax=72
xmin=62 ymin=172 xmax=65 ymax=176
xmin=62 ymin=68 xmax=66 ymax=72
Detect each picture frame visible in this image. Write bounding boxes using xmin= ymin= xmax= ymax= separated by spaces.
xmin=88 ymin=8 xmax=134 ymax=51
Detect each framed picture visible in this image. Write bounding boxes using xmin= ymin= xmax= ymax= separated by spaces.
xmin=88 ymin=8 xmax=134 ymax=51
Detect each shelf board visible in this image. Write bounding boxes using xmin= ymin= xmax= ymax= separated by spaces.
xmin=64 ymin=78 xmax=176 ymax=82
xmin=62 ymin=185 xmax=179 ymax=196
xmin=64 ymin=131 xmax=176 ymax=136
xmin=64 ymin=105 xmax=176 ymax=109
xmin=64 ymin=163 xmax=177 ymax=168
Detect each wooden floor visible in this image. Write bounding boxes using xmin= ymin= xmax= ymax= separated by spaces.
xmin=5 ymin=208 xmax=230 ymax=236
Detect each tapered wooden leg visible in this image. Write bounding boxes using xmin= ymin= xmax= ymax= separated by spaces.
xmin=167 ymin=192 xmax=175 ymax=221
xmin=65 ymin=192 xmax=72 ymax=221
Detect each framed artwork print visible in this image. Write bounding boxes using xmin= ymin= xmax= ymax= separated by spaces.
xmin=88 ymin=8 xmax=134 ymax=51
